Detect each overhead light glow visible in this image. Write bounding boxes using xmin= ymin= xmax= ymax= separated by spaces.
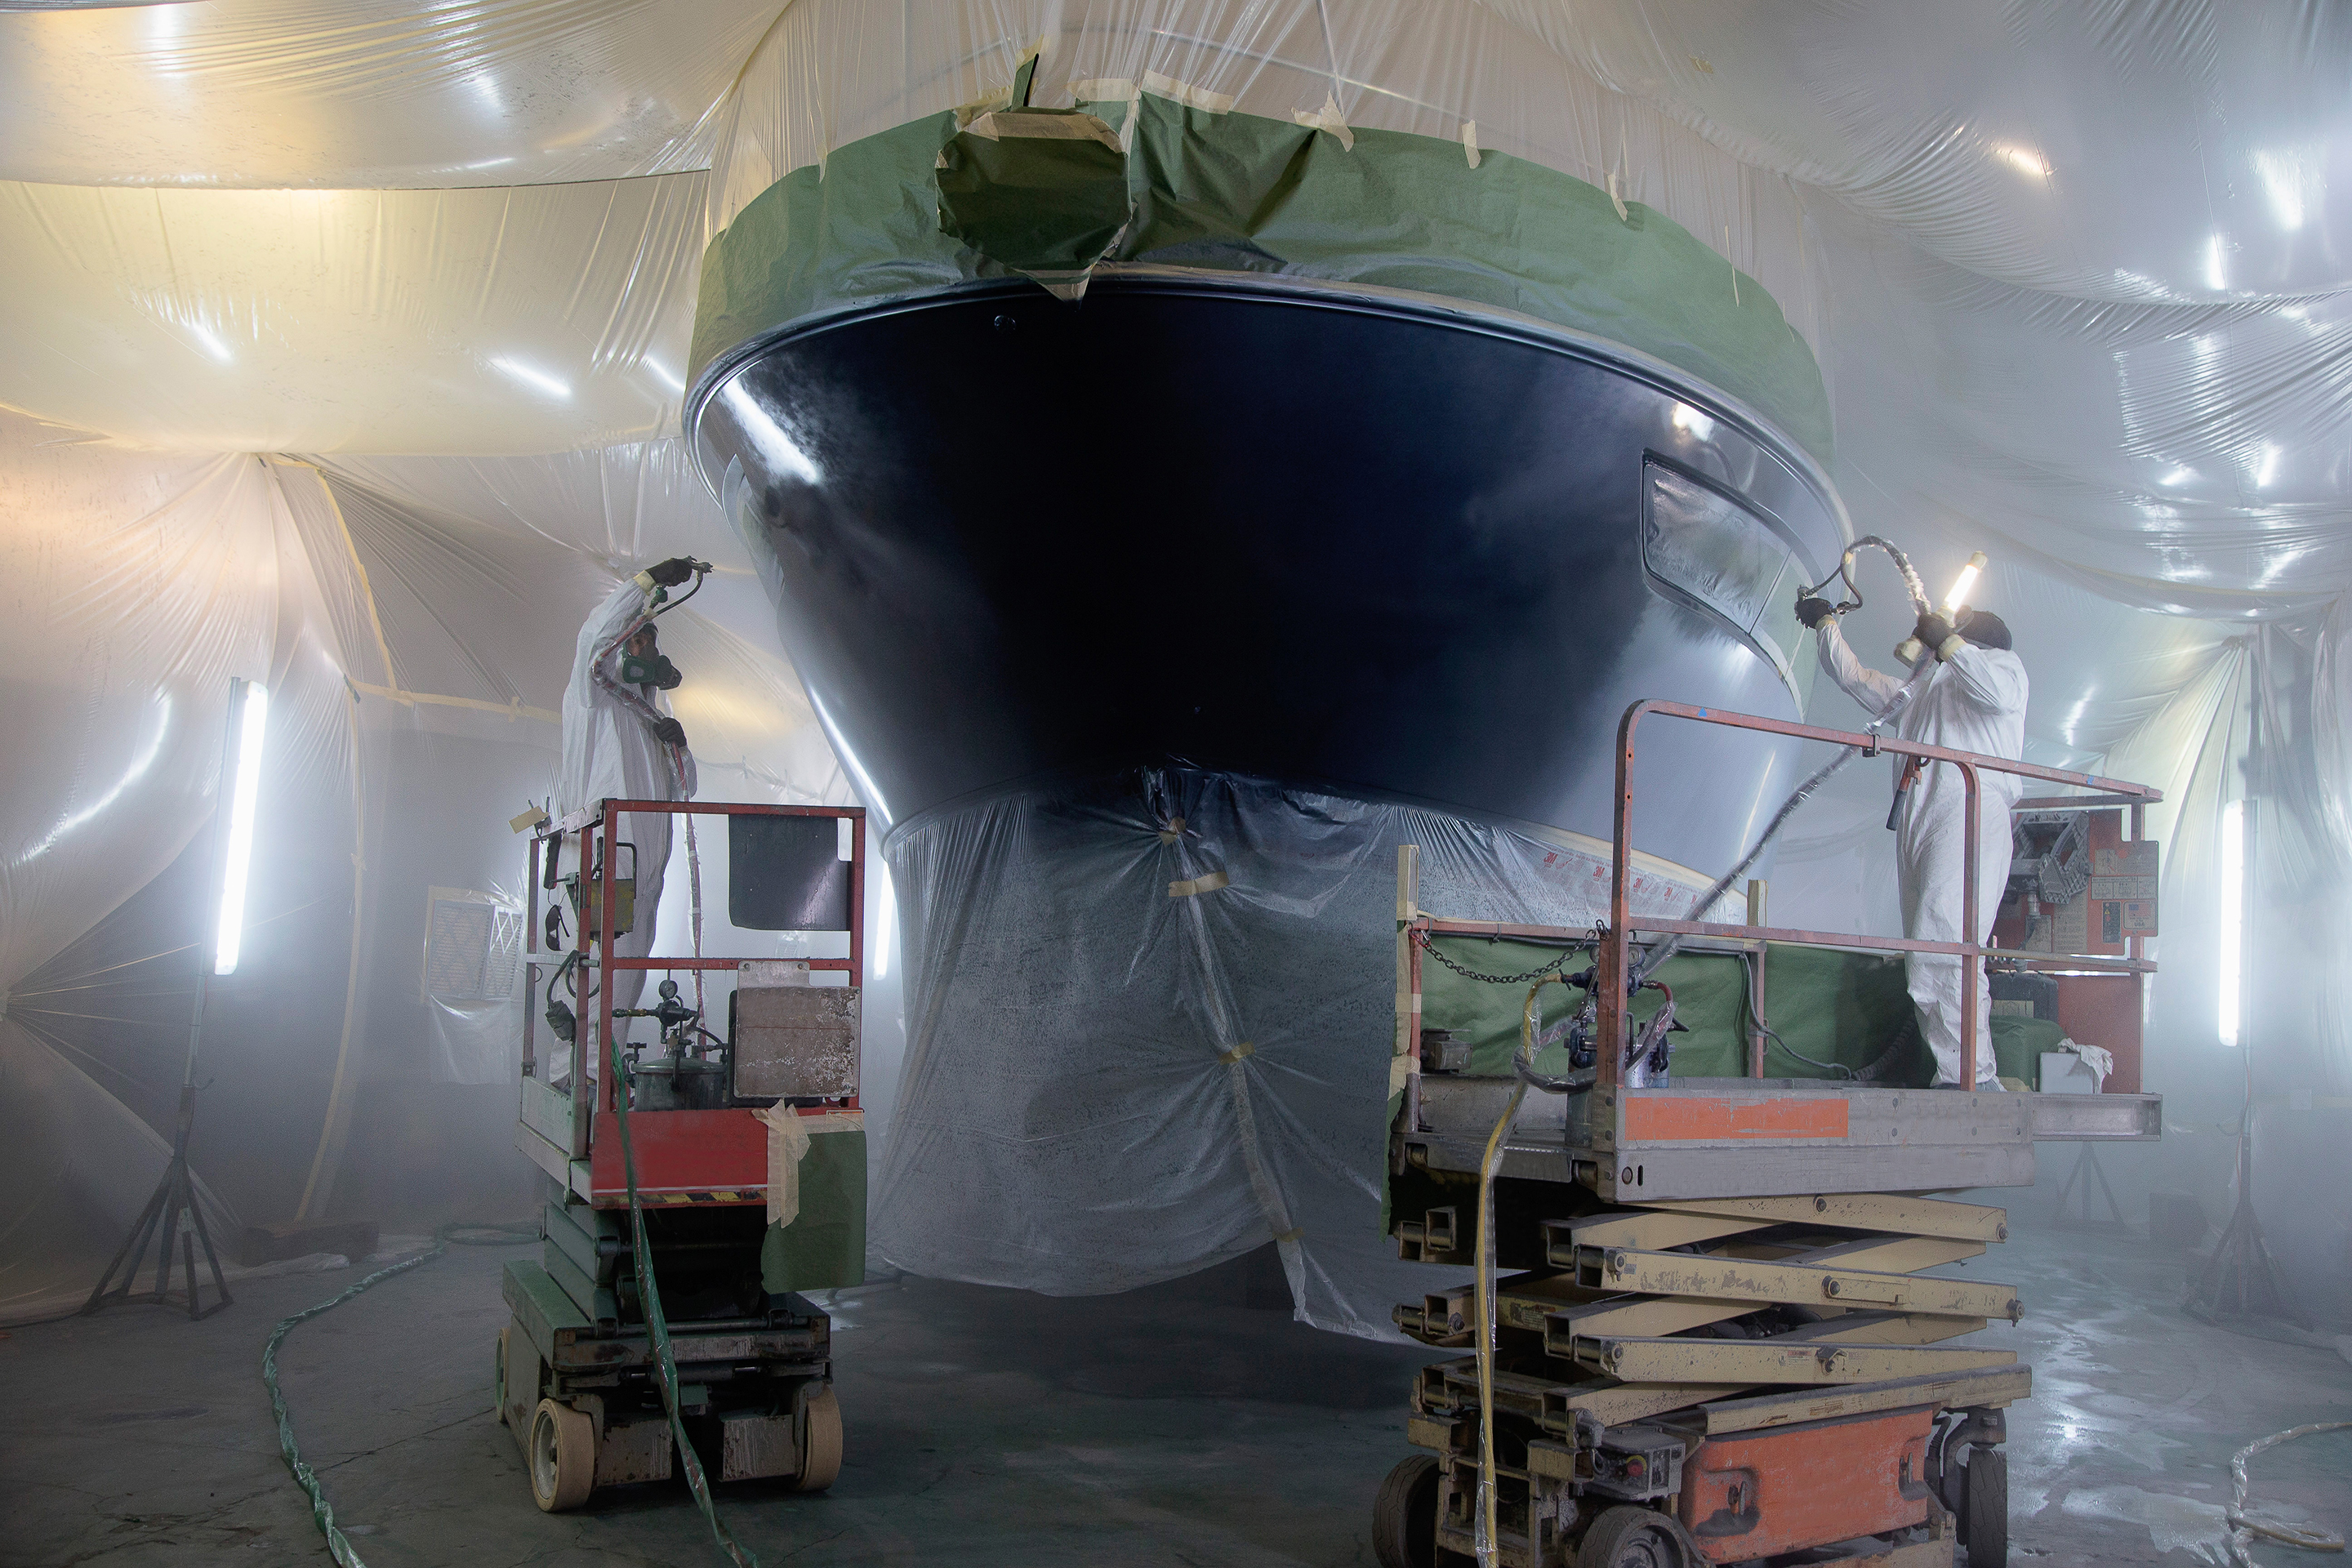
xmin=1994 ymin=145 xmax=2050 ymax=180
xmin=643 ymin=357 xmax=686 ymax=394
xmin=2158 ymin=466 xmax=2198 ymax=487
xmin=873 ymin=871 xmax=898 ymax=981
xmin=2204 ymin=234 xmax=2229 ymax=292
xmin=2255 ymin=443 xmax=2281 ymax=488
xmin=1670 ymin=403 xmax=1716 ymax=441
xmin=2218 ymin=799 xmax=2243 ymax=1046
xmin=491 ymin=356 xmax=573 ymax=400
xmin=183 ymin=321 xmax=235 ymax=364
xmin=215 ymin=682 xmax=270 ymax=976
xmin=1941 ymin=551 xmax=1988 ymax=616
xmin=2252 ymin=149 xmax=2307 ymax=231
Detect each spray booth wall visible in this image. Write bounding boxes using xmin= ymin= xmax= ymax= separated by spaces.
xmin=1 ymin=0 xmax=2349 ymax=1330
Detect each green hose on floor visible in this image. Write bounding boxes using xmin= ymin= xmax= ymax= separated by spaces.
xmin=261 ymin=1220 xmax=537 ymax=1568
xmin=265 ymin=1044 xmax=762 ymax=1566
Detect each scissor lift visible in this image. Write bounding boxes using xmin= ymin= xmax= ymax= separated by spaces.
xmin=1378 ymin=702 xmax=2164 ymax=1568
xmin=501 ymin=799 xmax=867 ymax=1512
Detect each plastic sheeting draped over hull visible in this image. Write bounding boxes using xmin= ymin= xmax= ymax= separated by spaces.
xmin=692 ymin=271 xmax=1850 ymax=1329
xmin=875 ymin=768 xmax=1716 ymax=1336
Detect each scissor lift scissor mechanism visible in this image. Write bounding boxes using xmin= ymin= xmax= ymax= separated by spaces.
xmin=1377 ymin=702 xmax=2164 ymax=1568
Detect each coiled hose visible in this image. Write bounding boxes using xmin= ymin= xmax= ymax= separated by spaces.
xmin=2224 ymin=1422 xmax=2350 ymax=1566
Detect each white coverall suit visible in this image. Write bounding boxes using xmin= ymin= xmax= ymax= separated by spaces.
xmin=557 ymin=577 xmax=697 ymax=1047
xmin=1817 ymin=621 xmax=2027 ymax=1086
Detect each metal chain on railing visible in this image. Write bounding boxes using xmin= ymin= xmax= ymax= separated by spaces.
xmin=1414 ymin=928 xmax=1597 ymax=987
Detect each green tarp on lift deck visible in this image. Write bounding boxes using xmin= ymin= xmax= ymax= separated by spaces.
xmin=1419 ymin=932 xmax=2062 ymax=1089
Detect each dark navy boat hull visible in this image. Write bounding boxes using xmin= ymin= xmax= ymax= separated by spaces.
xmin=689 ymin=271 xmax=1846 ymax=870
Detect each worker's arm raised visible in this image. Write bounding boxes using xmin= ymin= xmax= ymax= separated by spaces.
xmin=1941 ymin=644 xmax=2029 ymax=715
xmin=1815 ymin=619 xmax=1905 ymax=714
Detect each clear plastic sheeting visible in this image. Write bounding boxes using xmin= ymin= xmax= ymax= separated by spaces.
xmin=0 ymin=404 xmax=858 ymax=1308
xmin=0 ymin=0 xmax=783 ymax=190
xmin=874 ymin=768 xmax=1717 ymax=1339
xmin=0 ymin=173 xmax=704 ymax=453
xmin=1483 ymin=2 xmax=2352 ymax=304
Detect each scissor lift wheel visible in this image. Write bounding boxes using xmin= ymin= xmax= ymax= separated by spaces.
xmin=1962 ymin=1446 xmax=2007 ymax=1568
xmin=529 ymin=1397 xmax=597 ymax=1512
xmin=1372 ymin=1454 xmax=1439 ymax=1568
xmin=1578 ymin=1506 xmax=1704 ymax=1568
xmin=794 ymin=1385 xmax=844 ymax=1492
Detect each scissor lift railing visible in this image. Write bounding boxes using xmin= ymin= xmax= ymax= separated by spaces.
xmin=519 ymin=798 xmax=865 ymax=1201
xmin=1592 ymin=699 xmax=2158 ymax=1092
xmin=503 ymin=796 xmax=864 ymax=1514
xmin=1380 ymin=700 xmax=2170 ymax=1568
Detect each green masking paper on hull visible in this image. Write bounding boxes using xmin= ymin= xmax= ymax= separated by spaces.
xmin=760 ymin=1127 xmax=868 ymax=1294
xmin=689 ymin=91 xmax=1832 ymax=465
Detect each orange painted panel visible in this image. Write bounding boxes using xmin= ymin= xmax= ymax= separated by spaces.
xmin=1679 ymin=1406 xmax=1938 ymax=1561
xmin=1623 ymin=1095 xmax=1850 ymax=1142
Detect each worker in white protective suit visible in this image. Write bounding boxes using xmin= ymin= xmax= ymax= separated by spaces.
xmin=1802 ymin=600 xmax=2027 ymax=1087
xmin=557 ymin=558 xmax=703 ymax=1050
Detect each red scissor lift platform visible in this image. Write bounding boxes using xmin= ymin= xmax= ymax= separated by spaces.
xmin=1379 ymin=702 xmax=2164 ymax=1568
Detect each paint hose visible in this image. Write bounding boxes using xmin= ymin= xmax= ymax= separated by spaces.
xmin=1472 ymin=980 xmax=1573 ymax=1568
xmin=1634 ymin=528 xmax=1942 ymax=987
xmin=263 ymin=1221 xmax=538 ymax=1568
xmin=2225 ymin=1421 xmax=2350 ymax=1565
xmin=609 ymin=1026 xmax=764 ymax=1567
xmin=1633 ymin=644 xmax=1938 ymax=988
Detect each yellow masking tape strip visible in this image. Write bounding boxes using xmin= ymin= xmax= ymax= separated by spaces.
xmin=1218 ymin=1041 xmax=1255 ymax=1065
xmin=1071 ymin=77 xmax=1139 ymax=103
xmin=1293 ymin=91 xmax=1354 ymax=152
xmin=1273 ymin=1227 xmax=1303 ymax=1245
xmin=1169 ymin=869 xmax=1230 ymax=898
xmin=1462 ymin=121 xmax=1481 ymax=168
xmin=755 ymin=1107 xmax=865 ymax=1228
xmin=1143 ymin=69 xmax=1234 ymax=114
xmin=963 ymin=109 xmax=1123 ymax=149
xmin=354 ymin=680 xmax=558 ymax=724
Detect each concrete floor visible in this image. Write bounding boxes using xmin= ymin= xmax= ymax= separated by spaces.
xmin=4 ymin=1205 xmax=2347 ymax=1567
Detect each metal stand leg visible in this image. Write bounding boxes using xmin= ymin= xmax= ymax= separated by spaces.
xmin=2185 ymin=1101 xmax=2306 ymax=1328
xmin=2053 ymin=1143 xmax=2126 ymax=1227
xmin=81 ymin=1085 xmax=233 ymax=1321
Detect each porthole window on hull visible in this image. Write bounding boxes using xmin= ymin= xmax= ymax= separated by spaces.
xmin=1642 ymin=457 xmax=1816 ymax=704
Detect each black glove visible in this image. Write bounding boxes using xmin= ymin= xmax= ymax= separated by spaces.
xmin=644 ymin=556 xmax=698 ymax=587
xmin=1795 ymin=595 xmax=1836 ymax=629
xmin=1915 ymin=610 xmax=1961 ymax=660
xmin=652 ymin=716 xmax=688 ymax=748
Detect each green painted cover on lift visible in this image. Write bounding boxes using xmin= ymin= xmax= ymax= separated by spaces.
xmin=1417 ymin=933 xmax=1934 ymax=1088
xmin=760 ymin=1125 xmax=869 ymax=1294
xmin=688 ymin=91 xmax=1833 ymax=465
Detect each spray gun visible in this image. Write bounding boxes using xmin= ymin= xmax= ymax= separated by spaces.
xmin=1878 ymin=551 xmax=1989 ymax=829
xmin=1891 ymin=551 xmax=1989 ymax=665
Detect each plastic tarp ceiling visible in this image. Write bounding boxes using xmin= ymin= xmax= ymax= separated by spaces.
xmin=2 ymin=0 xmax=2350 ymax=1320
xmin=0 ymin=0 xmax=783 ymax=189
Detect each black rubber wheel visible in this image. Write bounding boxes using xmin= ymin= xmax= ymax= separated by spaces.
xmin=1579 ymin=1504 xmax=1699 ymax=1568
xmin=1373 ymin=1454 xmax=1440 ymax=1568
xmin=1964 ymin=1446 xmax=2008 ymax=1568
